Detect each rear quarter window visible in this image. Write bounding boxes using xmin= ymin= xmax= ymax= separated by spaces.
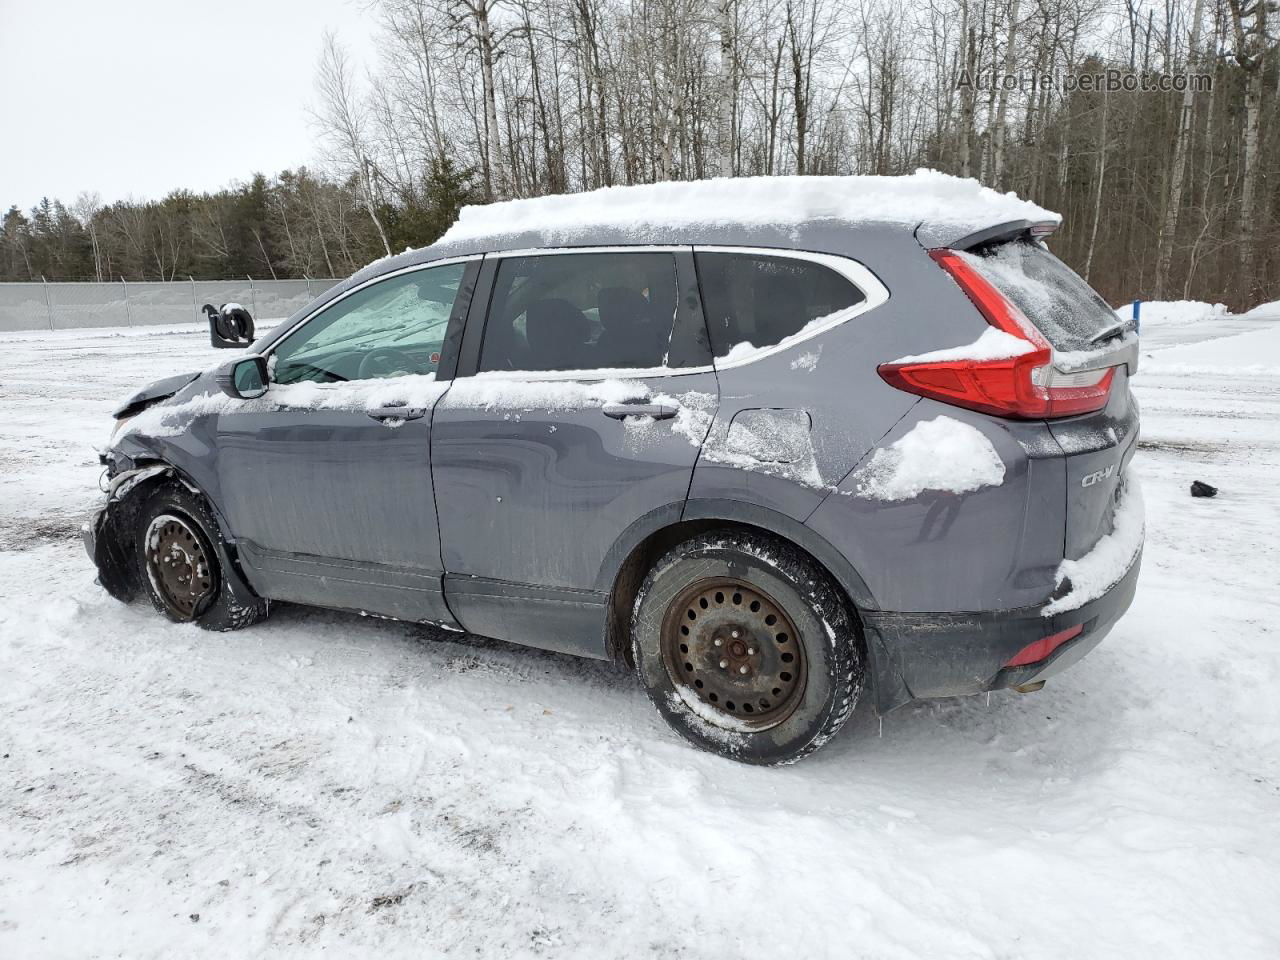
xmin=958 ymin=242 xmax=1119 ymax=353
xmin=696 ymin=252 xmax=865 ymax=360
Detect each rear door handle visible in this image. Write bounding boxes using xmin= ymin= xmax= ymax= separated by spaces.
xmin=601 ymin=402 xmax=678 ymax=421
xmin=367 ymin=406 xmax=426 ymax=422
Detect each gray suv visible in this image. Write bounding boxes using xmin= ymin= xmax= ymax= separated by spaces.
xmin=86 ymin=181 xmax=1143 ymax=764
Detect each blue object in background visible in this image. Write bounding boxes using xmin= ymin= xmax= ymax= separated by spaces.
xmin=1133 ymin=299 xmax=1141 ymax=333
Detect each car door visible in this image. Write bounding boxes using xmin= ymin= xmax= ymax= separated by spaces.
xmin=431 ymin=247 xmax=719 ymax=658
xmin=213 ymin=257 xmax=480 ymax=624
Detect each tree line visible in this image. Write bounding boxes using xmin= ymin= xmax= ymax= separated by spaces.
xmin=0 ymin=164 xmax=471 ymax=285
xmin=4 ymin=0 xmax=1276 ymax=309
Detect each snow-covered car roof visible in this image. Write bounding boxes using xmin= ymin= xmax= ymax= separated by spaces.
xmin=338 ymin=170 xmax=1061 ymax=302
xmin=439 ymin=169 xmax=1059 ymax=248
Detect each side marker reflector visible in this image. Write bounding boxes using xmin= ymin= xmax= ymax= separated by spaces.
xmin=1005 ymin=625 xmax=1084 ymax=668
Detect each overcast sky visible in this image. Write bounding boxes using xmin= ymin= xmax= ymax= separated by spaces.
xmin=0 ymin=0 xmax=376 ymax=213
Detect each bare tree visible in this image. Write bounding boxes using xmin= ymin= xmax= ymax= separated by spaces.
xmin=1155 ymin=0 xmax=1206 ymax=298
xmin=447 ymin=0 xmax=511 ymax=198
xmin=991 ymin=0 xmax=1022 ymax=186
xmin=715 ymin=0 xmax=737 ymax=176
xmin=1226 ymin=0 xmax=1274 ymax=303
xmin=71 ymin=192 xmax=104 ymax=282
xmin=1083 ymin=81 xmax=1110 ymax=283
xmin=314 ymin=32 xmax=393 ymax=258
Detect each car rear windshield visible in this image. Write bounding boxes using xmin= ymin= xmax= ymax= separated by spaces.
xmin=957 ymin=241 xmax=1120 ymax=353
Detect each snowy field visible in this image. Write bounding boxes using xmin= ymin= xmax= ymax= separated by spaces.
xmin=2 ymin=314 xmax=1279 ymax=958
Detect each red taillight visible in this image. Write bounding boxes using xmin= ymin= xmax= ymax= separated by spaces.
xmin=878 ymin=249 xmax=1114 ymax=419
xmin=1004 ymin=625 xmax=1083 ymax=668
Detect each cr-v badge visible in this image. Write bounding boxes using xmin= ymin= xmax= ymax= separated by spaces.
xmin=1081 ymin=465 xmax=1116 ymax=487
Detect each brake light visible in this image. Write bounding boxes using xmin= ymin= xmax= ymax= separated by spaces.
xmin=1004 ymin=625 xmax=1083 ymax=668
xmin=878 ymin=250 xmax=1114 ymax=419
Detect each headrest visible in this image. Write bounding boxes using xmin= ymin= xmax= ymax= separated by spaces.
xmin=597 ymin=286 xmax=654 ymax=330
xmin=525 ymin=298 xmax=590 ymax=366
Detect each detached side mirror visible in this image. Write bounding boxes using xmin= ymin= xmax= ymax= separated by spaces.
xmin=215 ymin=355 xmax=269 ymax=399
xmin=204 ymin=302 xmax=257 ymax=349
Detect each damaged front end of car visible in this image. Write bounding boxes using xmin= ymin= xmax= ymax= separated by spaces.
xmin=86 ymin=363 xmax=269 ymax=620
xmin=84 ymin=370 xmax=204 ymax=603
xmin=82 ymin=463 xmax=174 ymax=602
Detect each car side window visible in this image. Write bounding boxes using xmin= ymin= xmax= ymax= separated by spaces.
xmin=271 ymin=262 xmax=468 ymax=384
xmin=478 ymin=252 xmax=678 ymax=373
xmin=695 ymin=252 xmax=865 ymax=359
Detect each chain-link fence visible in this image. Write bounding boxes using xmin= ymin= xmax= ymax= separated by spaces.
xmin=0 ymin=278 xmax=341 ymax=333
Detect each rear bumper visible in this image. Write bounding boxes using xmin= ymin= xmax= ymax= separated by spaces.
xmin=862 ymin=548 xmax=1142 ymax=712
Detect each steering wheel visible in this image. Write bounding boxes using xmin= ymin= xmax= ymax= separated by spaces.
xmin=357 ymin=346 xmax=420 ymax=380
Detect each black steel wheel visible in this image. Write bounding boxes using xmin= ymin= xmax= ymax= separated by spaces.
xmin=660 ymin=578 xmax=806 ymax=731
xmin=143 ymin=514 xmax=217 ymax=620
xmin=632 ymin=530 xmax=864 ymax=764
xmin=133 ymin=481 xmax=269 ymax=631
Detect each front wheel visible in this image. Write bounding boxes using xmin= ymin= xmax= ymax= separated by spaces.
xmin=134 ymin=482 xmax=269 ymax=632
xmin=631 ymin=531 xmax=863 ymax=764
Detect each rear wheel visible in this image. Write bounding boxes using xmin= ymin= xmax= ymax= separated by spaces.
xmin=632 ymin=530 xmax=863 ymax=764
xmin=134 ymin=483 xmax=269 ymax=631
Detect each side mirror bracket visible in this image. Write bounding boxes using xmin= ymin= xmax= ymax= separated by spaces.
xmin=215 ymin=355 xmax=269 ymax=399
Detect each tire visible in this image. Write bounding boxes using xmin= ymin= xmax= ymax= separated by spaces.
xmin=213 ymin=310 xmax=239 ymax=342
xmin=134 ymin=482 xmax=269 ymax=632
xmin=631 ymin=530 xmax=863 ymax=765
xmin=227 ymin=307 xmax=254 ymax=342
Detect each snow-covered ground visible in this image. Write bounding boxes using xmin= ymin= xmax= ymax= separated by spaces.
xmin=1115 ymin=297 xmax=1280 ymax=348
xmin=2 ymin=317 xmax=1279 ymax=958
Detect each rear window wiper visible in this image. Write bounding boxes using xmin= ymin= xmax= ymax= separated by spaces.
xmin=1089 ymin=318 xmax=1136 ymax=345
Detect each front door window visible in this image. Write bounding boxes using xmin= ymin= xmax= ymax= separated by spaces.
xmin=272 ymin=262 xmax=468 ymax=384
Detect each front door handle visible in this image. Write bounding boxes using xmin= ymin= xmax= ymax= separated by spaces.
xmin=601 ymin=402 xmax=678 ymax=421
xmin=367 ymin=406 xmax=426 ymax=423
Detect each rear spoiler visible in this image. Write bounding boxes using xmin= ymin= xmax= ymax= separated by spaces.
xmin=917 ymin=218 xmax=1061 ymax=251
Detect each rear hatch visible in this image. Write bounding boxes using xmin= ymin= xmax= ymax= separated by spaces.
xmin=959 ymin=240 xmax=1139 ymax=560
